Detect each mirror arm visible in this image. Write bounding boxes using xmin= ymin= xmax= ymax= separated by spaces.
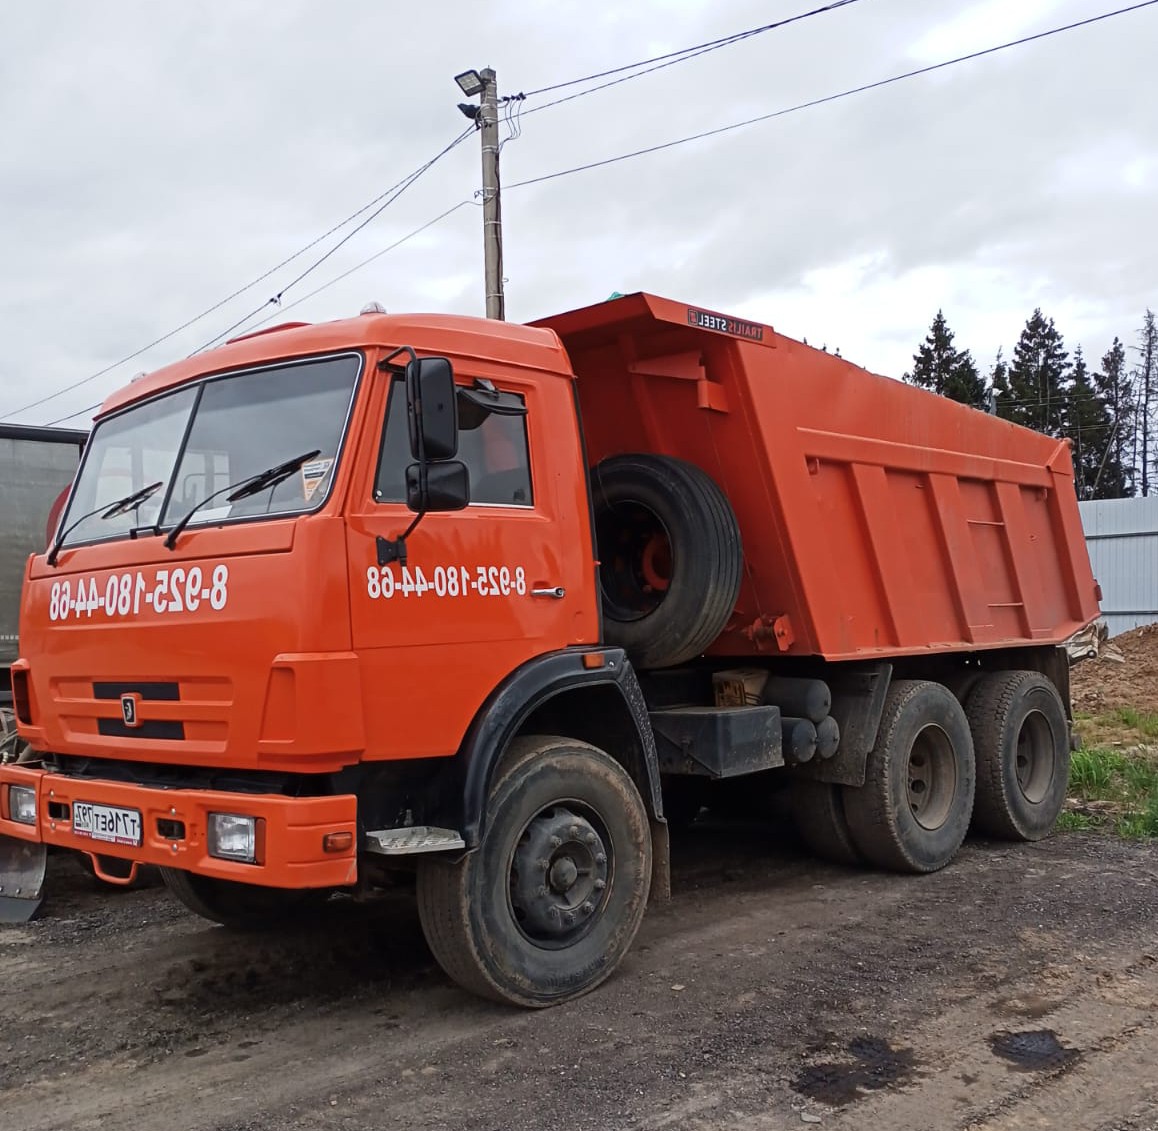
xmin=376 ymin=512 xmax=424 ymax=568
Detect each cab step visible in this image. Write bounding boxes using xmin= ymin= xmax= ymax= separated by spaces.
xmin=364 ymin=826 xmax=467 ymax=856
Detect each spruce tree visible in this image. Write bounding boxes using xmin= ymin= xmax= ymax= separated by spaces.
xmin=903 ymin=311 xmax=987 ymax=408
xmin=1093 ymin=337 xmax=1133 ymax=497
xmin=1135 ymin=310 xmax=1157 ymax=497
xmin=1001 ymin=309 xmax=1069 ymax=435
xmin=1064 ymin=347 xmax=1113 ymax=499
xmin=989 ymin=348 xmax=1009 ymax=414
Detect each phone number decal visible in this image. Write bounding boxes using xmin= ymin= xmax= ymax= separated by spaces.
xmin=48 ymin=565 xmax=230 ymax=622
xmin=366 ymin=564 xmax=526 ymax=601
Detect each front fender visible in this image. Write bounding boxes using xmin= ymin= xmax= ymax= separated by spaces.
xmin=446 ymin=647 xmax=663 ymax=849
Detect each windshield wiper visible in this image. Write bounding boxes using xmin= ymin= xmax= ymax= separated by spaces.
xmin=47 ymin=481 xmax=165 ymax=567
xmin=163 ymin=450 xmax=321 ymax=550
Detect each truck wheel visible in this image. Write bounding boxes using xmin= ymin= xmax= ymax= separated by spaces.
xmin=590 ymin=454 xmax=742 ymax=669
xmin=159 ymin=868 xmax=330 ymax=930
xmin=791 ymin=779 xmax=863 ymax=867
xmin=842 ymin=680 xmax=975 ymax=874
xmin=964 ymin=670 xmax=1069 ymax=841
xmin=417 ymin=735 xmax=651 ymax=1008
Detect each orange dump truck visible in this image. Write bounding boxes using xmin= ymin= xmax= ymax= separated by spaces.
xmin=0 ymin=292 xmax=1099 ymax=1006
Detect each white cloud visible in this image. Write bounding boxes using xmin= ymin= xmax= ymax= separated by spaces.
xmin=0 ymin=0 xmax=1156 ymax=426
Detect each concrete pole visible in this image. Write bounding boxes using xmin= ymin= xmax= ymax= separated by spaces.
xmin=478 ymin=68 xmax=505 ymax=321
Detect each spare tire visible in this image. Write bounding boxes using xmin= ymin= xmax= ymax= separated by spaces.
xmin=590 ymin=453 xmax=742 ymax=669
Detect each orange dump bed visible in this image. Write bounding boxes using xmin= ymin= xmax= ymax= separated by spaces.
xmin=535 ymin=292 xmax=1100 ymax=662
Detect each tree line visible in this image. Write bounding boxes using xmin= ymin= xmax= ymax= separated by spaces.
xmin=901 ymin=307 xmax=1158 ymax=499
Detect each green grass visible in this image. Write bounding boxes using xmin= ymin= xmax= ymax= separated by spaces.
xmin=1069 ymin=748 xmax=1127 ymax=799
xmin=1063 ymin=744 xmax=1158 ymax=840
xmin=1116 ymin=794 xmax=1158 ymax=839
xmin=1114 ymin=707 xmax=1158 ymax=739
xmin=1072 ymin=707 xmax=1158 ymax=751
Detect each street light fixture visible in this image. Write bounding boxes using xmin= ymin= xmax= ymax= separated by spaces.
xmin=454 ymin=69 xmax=484 ymax=97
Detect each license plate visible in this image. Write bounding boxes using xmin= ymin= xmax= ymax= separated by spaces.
xmin=72 ymin=801 xmax=142 ymax=847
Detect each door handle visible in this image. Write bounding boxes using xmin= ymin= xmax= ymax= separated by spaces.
xmin=532 ymin=586 xmax=566 ymax=599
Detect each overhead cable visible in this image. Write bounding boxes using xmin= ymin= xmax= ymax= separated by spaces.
xmin=507 ymin=0 xmax=1158 ymax=191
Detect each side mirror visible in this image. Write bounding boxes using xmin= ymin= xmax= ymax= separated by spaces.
xmin=406 ymin=461 xmax=470 ymax=513
xmin=406 ymin=357 xmax=458 ymax=461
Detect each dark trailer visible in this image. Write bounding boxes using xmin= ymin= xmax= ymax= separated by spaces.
xmin=1 ymin=423 xmax=88 ymax=705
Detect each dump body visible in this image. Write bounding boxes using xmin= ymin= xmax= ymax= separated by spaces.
xmin=536 ymin=292 xmax=1100 ymax=661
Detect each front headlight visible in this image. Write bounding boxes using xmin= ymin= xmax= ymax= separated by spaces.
xmin=8 ymin=785 xmax=37 ymax=825
xmin=207 ymin=812 xmax=257 ymax=863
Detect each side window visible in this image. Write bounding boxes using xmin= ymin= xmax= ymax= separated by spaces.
xmin=374 ymin=379 xmax=534 ymax=507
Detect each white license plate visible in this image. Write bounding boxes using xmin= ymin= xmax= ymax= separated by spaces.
xmin=72 ymin=801 xmax=142 ymax=846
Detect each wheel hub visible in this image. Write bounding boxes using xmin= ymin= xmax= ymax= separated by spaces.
xmin=595 ymin=501 xmax=674 ymax=621
xmin=510 ymin=806 xmax=609 ymax=943
xmin=906 ymin=725 xmax=957 ymax=831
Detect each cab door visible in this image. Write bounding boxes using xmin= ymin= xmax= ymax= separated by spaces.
xmin=345 ymin=364 xmax=597 ymax=761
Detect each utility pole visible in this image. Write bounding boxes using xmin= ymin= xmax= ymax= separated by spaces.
xmin=479 ymin=69 xmax=505 ymax=321
xmin=454 ymin=67 xmax=505 ymax=321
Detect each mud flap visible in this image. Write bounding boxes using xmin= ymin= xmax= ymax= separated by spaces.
xmin=649 ymin=817 xmax=671 ymax=903
xmin=0 ymin=837 xmax=47 ymax=923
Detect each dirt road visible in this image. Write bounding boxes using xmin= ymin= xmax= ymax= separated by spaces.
xmin=2 ymin=822 xmax=1157 ymax=1131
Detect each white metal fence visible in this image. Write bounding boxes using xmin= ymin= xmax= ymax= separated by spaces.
xmin=1079 ymin=496 xmax=1158 ymax=636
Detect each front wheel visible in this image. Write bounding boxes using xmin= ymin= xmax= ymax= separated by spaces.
xmin=417 ymin=735 xmax=652 ymax=1008
xmin=159 ymin=868 xmax=331 ymax=930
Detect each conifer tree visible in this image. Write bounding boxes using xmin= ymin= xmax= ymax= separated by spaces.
xmin=903 ymin=311 xmax=987 ymax=408
xmin=1064 ymin=347 xmax=1113 ymax=499
xmin=1092 ymin=337 xmax=1133 ymax=497
xmin=1135 ymin=310 xmax=1157 ymax=497
xmin=1001 ymin=309 xmax=1069 ymax=435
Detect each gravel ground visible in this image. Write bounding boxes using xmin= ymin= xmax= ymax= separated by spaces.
xmin=2 ymin=820 xmax=1158 ymax=1131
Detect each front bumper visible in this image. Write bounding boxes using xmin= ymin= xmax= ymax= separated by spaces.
xmin=0 ymin=765 xmax=358 ymax=889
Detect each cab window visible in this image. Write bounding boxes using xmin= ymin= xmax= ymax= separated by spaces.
xmin=374 ymin=379 xmax=533 ymax=507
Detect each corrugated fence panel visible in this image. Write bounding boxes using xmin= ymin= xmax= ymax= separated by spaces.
xmin=1078 ymin=497 xmax=1158 ymax=636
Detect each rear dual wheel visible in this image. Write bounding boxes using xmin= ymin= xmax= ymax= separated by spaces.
xmin=964 ymin=670 xmax=1069 ymax=841
xmin=843 ymin=680 xmax=976 ymax=874
xmin=417 ymin=736 xmax=651 ymax=1008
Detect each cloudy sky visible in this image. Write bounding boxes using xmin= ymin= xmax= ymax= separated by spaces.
xmin=1 ymin=0 xmax=1155 ymax=427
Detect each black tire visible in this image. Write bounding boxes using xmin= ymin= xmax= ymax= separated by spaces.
xmin=842 ymin=680 xmax=976 ymax=874
xmin=159 ymin=868 xmax=330 ymax=930
xmin=416 ymin=735 xmax=651 ymax=1008
xmin=590 ymin=453 xmax=742 ymax=669
xmin=791 ymin=779 xmax=863 ymax=867
xmin=964 ymin=670 xmax=1070 ymax=841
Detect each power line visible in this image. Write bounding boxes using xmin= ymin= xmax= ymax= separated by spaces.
xmin=518 ymin=0 xmax=863 ymax=99
xmin=42 ymin=200 xmax=476 ymax=427
xmin=189 ymin=125 xmax=474 ymax=354
xmin=23 ymin=0 xmax=1156 ymax=424
xmin=1 ymin=127 xmax=474 ymax=423
xmin=518 ymin=0 xmax=865 ymax=116
xmin=240 ymin=201 xmax=474 ymax=333
xmin=506 ymin=0 xmax=1158 ymax=191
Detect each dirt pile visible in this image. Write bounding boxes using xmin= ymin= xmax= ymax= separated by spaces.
xmin=1071 ymin=623 xmax=1158 ymax=714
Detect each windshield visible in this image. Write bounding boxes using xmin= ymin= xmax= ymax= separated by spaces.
xmin=60 ymin=353 xmax=361 ymax=548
